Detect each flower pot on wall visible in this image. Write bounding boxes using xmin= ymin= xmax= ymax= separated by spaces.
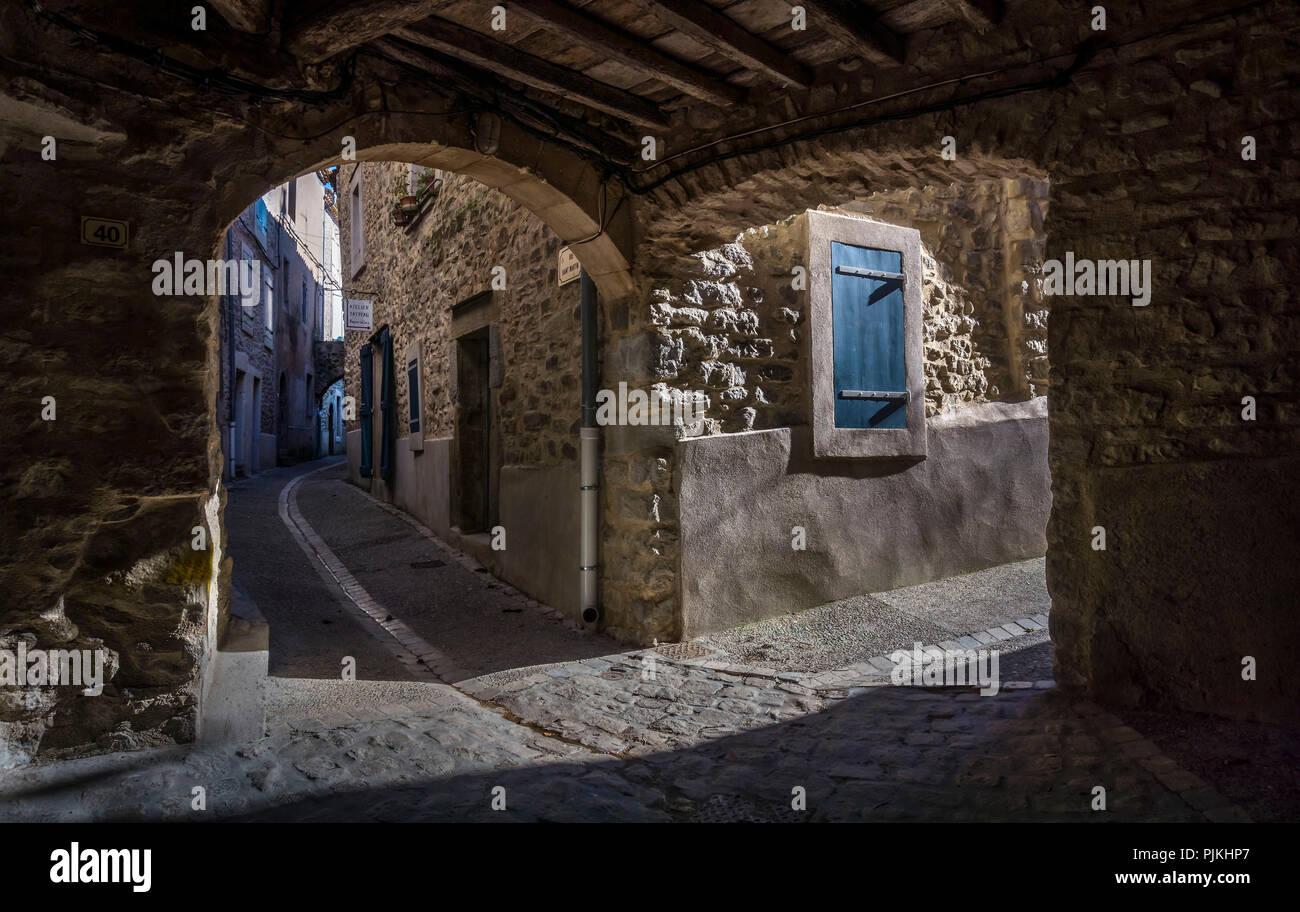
xmin=400 ymin=195 xmax=418 ymax=214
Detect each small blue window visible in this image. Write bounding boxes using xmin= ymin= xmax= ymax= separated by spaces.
xmin=831 ymin=241 xmax=907 ymax=429
xmin=255 ymin=198 xmax=268 ymax=235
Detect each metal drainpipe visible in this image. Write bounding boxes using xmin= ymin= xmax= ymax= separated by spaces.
xmin=226 ymin=227 xmax=236 ymax=482
xmin=579 ymin=268 xmax=600 ymax=626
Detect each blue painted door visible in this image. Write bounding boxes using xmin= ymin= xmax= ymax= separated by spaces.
xmin=831 ymin=241 xmax=907 ymax=429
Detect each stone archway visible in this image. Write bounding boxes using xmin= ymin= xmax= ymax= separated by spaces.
xmin=3 ymin=0 xmax=1297 ymax=768
xmin=204 ymin=129 xmax=639 ymax=658
xmin=0 ymin=58 xmax=639 ymax=763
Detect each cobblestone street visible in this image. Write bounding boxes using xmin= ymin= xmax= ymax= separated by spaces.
xmin=0 ymin=460 xmax=1255 ymax=823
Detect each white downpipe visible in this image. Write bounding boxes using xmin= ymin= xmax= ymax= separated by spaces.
xmin=580 ymin=426 xmax=599 ymax=624
xmin=579 ymin=268 xmax=600 ymax=626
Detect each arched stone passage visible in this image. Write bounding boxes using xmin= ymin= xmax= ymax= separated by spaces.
xmin=313 ymin=341 xmax=345 ymax=401
xmin=203 ymin=106 xmax=637 ymax=307
xmin=0 ymin=17 xmax=638 ymax=760
xmin=3 ymin=0 xmax=1298 ymax=768
xmin=305 ymin=139 xmax=634 ymax=301
xmin=594 ymin=7 xmax=1300 ymax=723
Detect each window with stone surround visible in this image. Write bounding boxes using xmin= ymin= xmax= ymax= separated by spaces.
xmin=807 ymin=210 xmax=926 ymax=459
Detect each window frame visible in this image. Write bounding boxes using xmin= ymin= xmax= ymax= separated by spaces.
xmin=806 ymin=210 xmax=927 ymax=459
xmin=405 ymin=340 xmax=424 ymax=452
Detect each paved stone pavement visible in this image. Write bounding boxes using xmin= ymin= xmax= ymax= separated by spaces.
xmin=226 ymin=459 xmax=419 ymax=682
xmin=0 ymin=460 xmax=1252 ymax=822
xmin=291 ymin=461 xmax=622 ymax=681
xmin=0 ymin=655 xmax=1246 ymax=822
xmin=696 ymin=558 xmax=1052 ymax=674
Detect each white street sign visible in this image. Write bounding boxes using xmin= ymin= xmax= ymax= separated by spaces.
xmin=558 ymin=247 xmax=580 ymax=286
xmin=345 ymin=299 xmax=373 ymax=332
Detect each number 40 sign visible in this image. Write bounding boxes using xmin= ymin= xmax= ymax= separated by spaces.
xmin=81 ymin=216 xmax=129 ymax=249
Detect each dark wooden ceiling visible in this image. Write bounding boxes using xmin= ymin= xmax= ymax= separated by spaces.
xmin=26 ymin=0 xmax=1006 ymax=165
xmin=267 ymin=0 xmax=1003 ymax=132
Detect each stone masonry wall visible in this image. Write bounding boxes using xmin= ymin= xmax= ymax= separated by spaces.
xmin=641 ymin=180 xmax=1049 ymax=437
xmin=339 ymin=162 xmax=582 ymax=469
xmin=225 ymin=210 xmax=277 ymax=440
xmin=625 ymin=3 xmax=1300 ymax=719
xmin=337 ymin=163 xmax=671 ymax=640
xmin=609 ymin=182 xmax=1049 ymax=641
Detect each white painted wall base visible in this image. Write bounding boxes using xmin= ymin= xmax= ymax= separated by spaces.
xmin=676 ymin=399 xmax=1051 ymax=637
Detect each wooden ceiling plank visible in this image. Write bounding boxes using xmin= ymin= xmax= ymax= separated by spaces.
xmin=207 ymin=0 xmax=270 ymax=33
xmin=286 ymin=0 xmax=456 ymax=62
xmin=798 ymin=0 xmax=907 ymax=66
xmin=952 ymin=0 xmax=1004 ymax=31
xmin=369 ymin=37 xmax=639 ymax=160
xmin=396 ymin=18 xmax=669 ymax=128
xmin=509 ymin=0 xmax=746 ymax=105
xmin=641 ymin=0 xmax=814 ymax=88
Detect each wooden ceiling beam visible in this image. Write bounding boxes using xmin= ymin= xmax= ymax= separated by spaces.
xmin=952 ymin=0 xmax=1005 ymax=32
xmin=395 ymin=18 xmax=669 ymax=129
xmin=369 ymin=37 xmax=640 ymax=162
xmin=799 ymin=0 xmax=906 ymax=66
xmin=509 ymin=0 xmax=747 ymax=106
xmin=206 ymin=0 xmax=271 ymax=33
xmin=285 ymin=0 xmax=455 ymax=62
xmin=641 ymin=0 xmax=814 ymax=89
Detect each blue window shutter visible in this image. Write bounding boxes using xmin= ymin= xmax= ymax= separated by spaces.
xmin=359 ymin=343 xmax=373 ymax=477
xmin=379 ymin=328 xmax=396 ymax=482
xmin=831 ymin=241 xmax=907 ymax=429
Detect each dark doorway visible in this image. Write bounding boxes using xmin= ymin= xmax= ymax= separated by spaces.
xmin=454 ymin=328 xmax=492 ymax=532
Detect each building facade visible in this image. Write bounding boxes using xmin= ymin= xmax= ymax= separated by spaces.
xmin=219 ymin=171 xmax=343 ymax=477
xmin=340 ymin=163 xmax=1052 ymax=645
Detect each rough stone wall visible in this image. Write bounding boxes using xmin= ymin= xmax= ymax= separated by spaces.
xmin=627 ymin=4 xmax=1300 ymax=719
xmin=272 ymin=219 xmax=323 ymax=463
xmin=224 ymin=209 xmax=277 ymax=445
xmin=1036 ymin=14 xmax=1300 ymax=722
xmin=617 ymin=182 xmax=1049 ymax=641
xmin=338 ymin=162 xmax=582 ymax=468
xmin=0 ymin=124 xmax=218 ymax=765
xmin=641 ymin=180 xmax=1049 ymax=437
